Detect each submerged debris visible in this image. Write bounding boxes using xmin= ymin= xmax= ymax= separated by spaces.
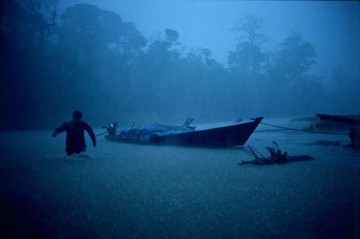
xmin=239 ymin=143 xmax=313 ymax=165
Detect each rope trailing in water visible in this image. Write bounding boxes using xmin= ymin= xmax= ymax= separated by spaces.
xmin=95 ymin=132 xmax=108 ymax=137
xmin=260 ymin=122 xmax=348 ymax=136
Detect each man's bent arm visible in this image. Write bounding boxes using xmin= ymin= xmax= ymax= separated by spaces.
xmin=53 ymin=123 xmax=67 ymax=137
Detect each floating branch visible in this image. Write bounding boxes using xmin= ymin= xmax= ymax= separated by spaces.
xmin=239 ymin=146 xmax=313 ymax=165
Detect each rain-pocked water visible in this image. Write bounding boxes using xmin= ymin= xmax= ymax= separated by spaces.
xmin=1 ymin=118 xmax=359 ymax=239
xmin=1 ymin=1 xmax=359 ymax=238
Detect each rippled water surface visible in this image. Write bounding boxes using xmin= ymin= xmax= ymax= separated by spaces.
xmin=1 ymin=119 xmax=359 ymax=239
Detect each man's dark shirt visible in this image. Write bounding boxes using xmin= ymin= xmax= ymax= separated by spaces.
xmin=55 ymin=120 xmax=96 ymax=149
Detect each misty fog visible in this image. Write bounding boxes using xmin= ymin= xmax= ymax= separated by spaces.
xmin=1 ymin=2 xmax=360 ymax=239
xmin=1 ymin=0 xmax=359 ymax=130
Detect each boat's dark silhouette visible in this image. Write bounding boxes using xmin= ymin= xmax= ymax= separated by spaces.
xmin=104 ymin=117 xmax=263 ymax=148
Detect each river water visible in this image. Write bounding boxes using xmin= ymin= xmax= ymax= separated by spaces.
xmin=0 ymin=118 xmax=359 ymax=239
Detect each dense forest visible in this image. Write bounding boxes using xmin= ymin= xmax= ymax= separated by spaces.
xmin=1 ymin=0 xmax=359 ymax=130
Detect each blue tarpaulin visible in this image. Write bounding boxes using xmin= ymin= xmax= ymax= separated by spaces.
xmin=118 ymin=124 xmax=195 ymax=142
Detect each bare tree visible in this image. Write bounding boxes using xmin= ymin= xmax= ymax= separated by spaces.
xmin=27 ymin=0 xmax=59 ymax=25
xmin=229 ymin=15 xmax=268 ymax=75
xmin=24 ymin=0 xmax=59 ymax=49
xmin=233 ymin=15 xmax=268 ymax=47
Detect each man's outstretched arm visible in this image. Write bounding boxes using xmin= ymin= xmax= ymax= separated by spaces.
xmin=85 ymin=123 xmax=96 ymax=147
xmin=53 ymin=123 xmax=67 ymax=137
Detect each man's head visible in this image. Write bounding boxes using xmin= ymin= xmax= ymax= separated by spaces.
xmin=72 ymin=110 xmax=83 ymax=120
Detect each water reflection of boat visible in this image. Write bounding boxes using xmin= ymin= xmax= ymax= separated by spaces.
xmin=104 ymin=117 xmax=263 ymax=147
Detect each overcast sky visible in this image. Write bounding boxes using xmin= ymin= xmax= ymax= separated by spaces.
xmin=58 ymin=0 xmax=359 ymax=79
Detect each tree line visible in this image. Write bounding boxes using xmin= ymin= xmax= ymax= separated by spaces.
xmin=0 ymin=1 xmax=358 ymax=129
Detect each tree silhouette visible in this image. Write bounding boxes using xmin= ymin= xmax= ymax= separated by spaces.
xmin=273 ymin=32 xmax=316 ymax=80
xmin=229 ymin=15 xmax=268 ymax=76
xmin=233 ymin=15 xmax=268 ymax=47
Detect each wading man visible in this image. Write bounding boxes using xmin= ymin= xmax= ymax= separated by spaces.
xmin=53 ymin=110 xmax=96 ymax=156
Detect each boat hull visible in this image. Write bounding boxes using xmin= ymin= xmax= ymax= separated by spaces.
xmin=105 ymin=117 xmax=263 ymax=147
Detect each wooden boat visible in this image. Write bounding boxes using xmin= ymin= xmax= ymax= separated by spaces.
xmin=316 ymin=113 xmax=360 ymax=150
xmin=104 ymin=117 xmax=263 ymax=147
xmin=316 ymin=114 xmax=360 ymax=125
